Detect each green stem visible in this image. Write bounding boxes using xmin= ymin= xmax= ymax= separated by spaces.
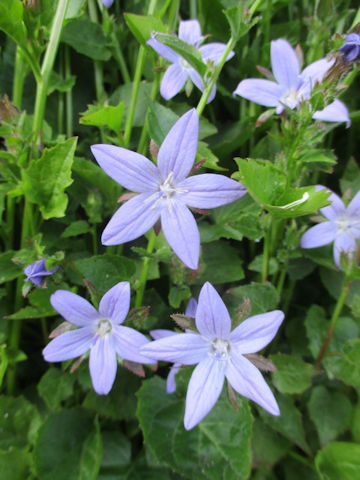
xmin=276 ymin=258 xmax=288 ymax=297
xmin=283 ymin=279 xmax=295 ymax=316
xmin=33 ymin=0 xmax=70 ymax=140
xmin=111 ymin=32 xmax=131 ymax=84
xmin=123 ymin=0 xmax=158 ymax=147
xmin=262 ymin=227 xmax=270 ymax=283
xmin=249 ymin=0 xmax=264 ymax=16
xmin=58 ymin=47 xmax=64 ymax=134
xmin=196 ymin=37 xmax=236 ymax=117
xmin=65 ymin=45 xmax=73 ymax=137
xmin=135 ymin=230 xmax=157 ymax=308
xmin=88 ymin=0 xmax=105 ymax=102
xmin=12 ymin=47 xmax=26 ymax=109
xmin=190 ymin=0 xmax=197 ymax=18
xmin=315 ymin=274 xmax=352 ymax=369
xmin=137 ymin=68 xmax=161 ymax=154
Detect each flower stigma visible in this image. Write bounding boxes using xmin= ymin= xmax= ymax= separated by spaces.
xmin=145 ymin=171 xmax=188 ymax=213
xmin=96 ymin=318 xmax=112 ymax=338
xmin=211 ymin=338 xmax=230 ymax=360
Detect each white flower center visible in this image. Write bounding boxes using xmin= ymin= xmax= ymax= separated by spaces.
xmin=96 ymin=318 xmax=112 ymax=338
xmin=335 ymin=215 xmax=360 ymax=236
xmin=281 ymin=86 xmax=301 ymax=109
xmin=144 ymin=171 xmax=188 ymax=212
xmin=180 ymin=58 xmax=191 ymax=69
xmin=211 ymin=338 xmax=230 ymax=359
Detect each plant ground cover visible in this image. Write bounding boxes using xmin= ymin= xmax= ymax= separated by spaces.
xmin=1 ymin=1 xmax=360 ymax=479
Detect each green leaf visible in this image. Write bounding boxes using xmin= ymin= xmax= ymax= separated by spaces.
xmin=0 ymin=251 xmax=23 ymax=284
xmin=79 ymin=417 xmax=102 ymax=480
xmin=308 ymin=386 xmax=353 ymax=446
xmin=48 ymin=72 xmax=76 ymax=95
xmin=197 ymin=141 xmax=223 ymax=170
xmin=136 ymin=376 xmax=253 ymax=480
xmin=37 ymin=368 xmax=75 ymax=410
xmin=195 ymin=240 xmax=244 ymax=284
xmin=152 ymin=32 xmax=206 ymax=77
xmin=251 ymin=418 xmax=290 ymax=467
xmin=61 ymin=18 xmax=111 ymax=61
xmin=352 ymin=397 xmax=360 ymax=443
xmin=0 ymin=395 xmax=41 ymax=449
xmin=228 ymin=282 xmax=279 ymax=315
xmin=0 ymin=447 xmax=30 ymax=480
xmin=0 ymin=0 xmax=27 ymax=50
xmin=74 ymin=255 xmax=136 ymax=296
xmin=23 ymin=137 xmax=77 ymax=219
xmin=340 ymin=158 xmax=360 ymax=197
xmin=325 ymin=339 xmax=360 ymax=388
xmin=124 ymin=13 xmax=166 ymax=46
xmin=224 ymin=5 xmax=259 ymax=41
xmin=80 ymin=102 xmax=124 ymax=134
xmin=83 ymin=369 xmax=141 ymax=420
xmin=233 ymin=158 xmax=330 ymax=218
xmin=270 ymin=354 xmax=314 ymax=394
xmin=249 ymin=255 xmax=278 ymax=275
xmin=258 ymin=393 xmax=310 ymax=454
xmin=34 ymin=408 xmax=100 ymax=480
xmin=315 ymin=442 xmax=360 ymax=480
xmin=61 ymin=220 xmax=91 ymax=238
xmin=299 ymin=148 xmax=337 ymax=167
xmin=101 ymin=431 xmax=131 ymax=469
xmin=168 ymin=284 xmax=191 ymax=309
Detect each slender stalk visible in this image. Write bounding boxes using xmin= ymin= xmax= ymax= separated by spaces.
xmin=137 ymin=68 xmax=161 ymax=154
xmin=123 ymin=0 xmax=158 ymax=147
xmin=249 ymin=0 xmax=264 ymax=16
xmin=190 ymin=0 xmax=197 ymax=18
xmin=58 ymin=47 xmax=64 ymax=134
xmin=88 ymin=0 xmax=105 ymax=102
xmin=261 ymin=228 xmax=270 ymax=283
xmin=276 ymin=258 xmax=288 ymax=297
xmin=65 ymin=45 xmax=73 ymax=138
xmin=135 ymin=230 xmax=157 ymax=308
xmin=111 ymin=32 xmax=131 ymax=84
xmin=33 ymin=0 xmax=70 ymax=140
xmin=12 ymin=47 xmax=26 ymax=109
xmin=196 ymin=37 xmax=236 ymax=117
xmin=315 ymin=274 xmax=352 ymax=369
xmin=283 ymin=279 xmax=295 ymax=316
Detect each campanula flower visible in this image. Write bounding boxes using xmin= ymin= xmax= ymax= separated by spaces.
xmin=301 ymin=186 xmax=360 ymax=267
xmin=147 ymin=19 xmax=234 ymax=102
xmin=339 ymin=33 xmax=360 ymax=63
xmin=91 ymin=109 xmax=246 ymax=270
xmin=150 ymin=297 xmax=198 ymax=393
xmin=24 ymin=259 xmax=58 ymax=287
xmin=234 ymin=39 xmax=350 ymax=126
xmin=43 ymin=282 xmax=154 ymax=395
xmin=141 ymin=282 xmax=284 ymax=430
xmin=101 ymin=0 xmax=114 ymax=7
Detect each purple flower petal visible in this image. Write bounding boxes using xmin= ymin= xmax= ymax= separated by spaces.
xmin=230 ymin=310 xmax=284 ymax=354
xmin=167 ymin=364 xmax=180 ymax=393
xmin=112 ymin=325 xmax=155 ymax=364
xmin=89 ymin=336 xmax=117 ymax=395
xmin=157 ymin=109 xmax=199 ymax=183
xmin=300 ymin=222 xmax=337 ymax=249
xmin=150 ymin=329 xmax=177 ymax=340
xmin=199 ymin=43 xmax=235 ymax=65
xmin=233 ymin=79 xmax=284 ymax=107
xmin=161 ymin=202 xmax=200 ymax=269
xmin=140 ymin=332 xmax=208 ymax=364
xmin=99 ymin=282 xmax=130 ymax=325
xmin=160 ymin=63 xmax=188 ymax=100
xmin=184 ymin=356 xmax=225 ymax=430
xmin=347 ymin=191 xmax=360 ymax=217
xmin=271 ymin=39 xmax=300 ymax=89
xmin=313 ymin=99 xmax=351 ymax=128
xmin=188 ymin=68 xmax=204 ymax=92
xmin=333 ymin=232 xmax=356 ymax=267
xmin=43 ymin=327 xmax=94 ymax=362
xmin=178 ymin=19 xmax=202 ymax=46
xmin=101 ymin=0 xmax=114 ymax=7
xmin=91 ymin=145 xmax=161 ymax=193
xmin=24 ymin=259 xmax=58 ymax=286
xmin=147 ymin=37 xmax=180 ymax=63
xmin=179 ymin=174 xmax=246 ymax=208
xmin=50 ymin=290 xmax=100 ymax=327
xmin=101 ymin=193 xmax=161 ymax=245
xmin=225 ymin=351 xmax=280 ymax=416
xmin=196 ymin=282 xmax=231 ymax=339
xmin=185 ymin=298 xmax=198 ymax=317
xmin=317 ymin=186 xmax=346 ymax=221
xmin=300 ymin=58 xmax=334 ymax=87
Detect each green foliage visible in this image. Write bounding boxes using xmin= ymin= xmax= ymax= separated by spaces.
xmin=0 ymin=251 xmax=23 ymax=284
xmin=124 ymin=14 xmax=166 ymax=46
xmin=61 ymin=18 xmax=111 ymax=61
xmin=325 ymin=339 xmax=360 ymax=388
xmin=38 ymin=367 xmax=75 ymax=410
xmin=80 ymin=102 xmax=125 ymax=134
xmin=228 ymin=282 xmax=279 ymax=315
xmin=0 ymin=0 xmax=27 ymax=50
xmin=270 ymin=354 xmax=314 ymax=394
xmin=308 ymin=386 xmax=353 ymax=446
xmin=23 ymin=138 xmax=77 ymax=219
xmin=315 ymin=442 xmax=360 ymax=480
xmin=137 ymin=376 xmax=253 ymax=480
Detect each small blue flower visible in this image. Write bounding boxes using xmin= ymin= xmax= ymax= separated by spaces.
xmin=24 ymin=259 xmax=58 ymax=287
xmin=101 ymin=0 xmax=114 ymax=8
xmin=339 ymin=33 xmax=360 ymax=63
xmin=43 ymin=282 xmax=155 ymax=395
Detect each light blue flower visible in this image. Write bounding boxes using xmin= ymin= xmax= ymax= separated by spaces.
xmin=24 ymin=259 xmax=58 ymax=287
xmin=142 ymin=282 xmax=284 ymax=430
